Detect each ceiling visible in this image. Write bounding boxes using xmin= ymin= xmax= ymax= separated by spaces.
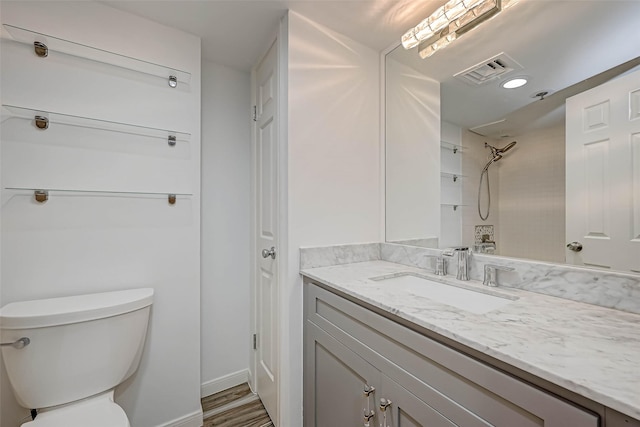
xmin=101 ymin=0 xmax=640 ymax=137
xmin=103 ymin=0 xmax=444 ymax=71
xmin=387 ymin=1 xmax=640 ymax=138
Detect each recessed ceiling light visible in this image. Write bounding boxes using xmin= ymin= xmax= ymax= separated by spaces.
xmin=501 ymin=78 xmax=528 ymax=89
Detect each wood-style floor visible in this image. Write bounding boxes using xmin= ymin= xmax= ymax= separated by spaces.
xmin=202 ymin=383 xmax=274 ymax=427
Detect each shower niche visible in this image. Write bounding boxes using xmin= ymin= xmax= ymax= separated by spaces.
xmin=440 ymin=121 xmax=465 ymax=248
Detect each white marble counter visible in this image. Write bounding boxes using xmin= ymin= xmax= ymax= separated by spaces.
xmin=301 ymin=260 xmax=640 ymax=420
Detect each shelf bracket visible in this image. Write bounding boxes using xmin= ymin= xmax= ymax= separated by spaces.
xmin=168 ymin=75 xmax=178 ymax=88
xmin=168 ymin=194 xmax=176 ymax=205
xmin=34 ymin=190 xmax=48 ymax=203
xmin=33 ymin=41 xmax=48 ymax=58
xmin=168 ymin=135 xmax=176 ymax=146
xmin=453 ymin=205 xmax=459 ymax=211
xmin=453 ymin=147 xmax=458 ymax=154
xmin=34 ymin=115 xmax=49 ymax=130
xmin=453 ymin=175 xmax=458 ymax=182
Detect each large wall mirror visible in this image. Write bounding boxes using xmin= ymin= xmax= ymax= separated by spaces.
xmin=385 ymin=0 xmax=640 ymax=274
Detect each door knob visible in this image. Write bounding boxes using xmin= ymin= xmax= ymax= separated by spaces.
xmin=262 ymin=247 xmax=276 ymax=259
xmin=566 ymin=242 xmax=583 ymax=252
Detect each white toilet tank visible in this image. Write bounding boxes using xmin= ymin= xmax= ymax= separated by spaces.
xmin=0 ymin=288 xmax=153 ymax=410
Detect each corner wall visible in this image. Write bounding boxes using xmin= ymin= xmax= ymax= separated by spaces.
xmin=283 ymin=10 xmax=382 ymax=426
xmin=200 ymin=60 xmax=252 ymax=395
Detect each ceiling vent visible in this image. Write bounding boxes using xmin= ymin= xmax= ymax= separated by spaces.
xmin=454 ymin=53 xmax=523 ymax=86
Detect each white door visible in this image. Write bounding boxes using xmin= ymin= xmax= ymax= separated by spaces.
xmin=566 ymin=68 xmax=640 ymax=273
xmin=253 ymin=40 xmax=279 ymax=423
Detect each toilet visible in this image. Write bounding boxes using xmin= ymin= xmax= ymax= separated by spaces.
xmin=0 ymin=288 xmax=153 ymax=426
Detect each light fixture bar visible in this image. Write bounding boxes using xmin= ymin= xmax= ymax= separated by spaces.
xmin=402 ymin=0 xmax=492 ymax=49
xmin=417 ymin=0 xmax=501 ymax=58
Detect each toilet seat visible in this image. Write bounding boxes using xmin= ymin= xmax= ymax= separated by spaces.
xmin=21 ymin=392 xmax=129 ymax=427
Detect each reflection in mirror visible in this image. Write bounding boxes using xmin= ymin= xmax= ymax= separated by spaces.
xmin=385 ymin=0 xmax=640 ymax=274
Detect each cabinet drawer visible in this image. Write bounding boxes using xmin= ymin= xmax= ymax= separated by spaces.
xmin=305 ymin=282 xmax=600 ymax=427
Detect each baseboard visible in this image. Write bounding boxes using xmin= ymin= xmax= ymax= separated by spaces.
xmin=201 ymin=369 xmax=250 ymax=398
xmin=155 ymin=409 xmax=203 ymax=427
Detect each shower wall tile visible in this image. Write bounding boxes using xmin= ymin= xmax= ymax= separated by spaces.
xmin=497 ymin=124 xmax=565 ymax=263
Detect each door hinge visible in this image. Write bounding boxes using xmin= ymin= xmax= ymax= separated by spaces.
xmin=252 ymin=105 xmax=257 ymax=122
xmin=253 ymin=333 xmax=257 ymax=350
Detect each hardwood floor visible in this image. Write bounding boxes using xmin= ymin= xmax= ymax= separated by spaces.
xmin=202 ymin=383 xmax=273 ymax=427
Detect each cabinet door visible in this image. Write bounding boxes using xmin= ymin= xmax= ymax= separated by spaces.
xmin=378 ymin=375 xmax=457 ymax=427
xmin=305 ymin=321 xmax=379 ymax=427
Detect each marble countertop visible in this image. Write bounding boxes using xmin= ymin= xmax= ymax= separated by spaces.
xmin=301 ymin=260 xmax=640 ymax=420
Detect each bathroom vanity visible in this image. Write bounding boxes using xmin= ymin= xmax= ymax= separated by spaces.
xmin=301 ymin=257 xmax=640 ymax=427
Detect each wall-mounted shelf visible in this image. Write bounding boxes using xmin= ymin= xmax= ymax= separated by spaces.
xmin=4 ymin=187 xmax=191 ymax=205
xmin=1 ymin=104 xmax=190 ymax=146
xmin=441 ymin=203 xmax=467 ymax=211
xmin=441 ymin=172 xmax=466 ymax=183
xmin=2 ymin=24 xmax=191 ymax=88
xmin=441 ymin=140 xmax=464 ymax=153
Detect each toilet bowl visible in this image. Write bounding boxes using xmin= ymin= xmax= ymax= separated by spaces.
xmin=0 ymin=288 xmax=153 ymax=427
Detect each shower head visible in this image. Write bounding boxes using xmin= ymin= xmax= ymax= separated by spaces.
xmin=485 ymin=141 xmax=517 ymax=160
xmin=498 ymin=141 xmax=517 ymax=154
xmin=482 ymin=141 xmax=516 ymax=172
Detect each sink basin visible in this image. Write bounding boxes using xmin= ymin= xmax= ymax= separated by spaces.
xmin=372 ymin=274 xmax=514 ymax=314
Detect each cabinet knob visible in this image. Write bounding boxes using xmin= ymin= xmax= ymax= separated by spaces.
xmin=363 ymin=409 xmax=375 ymax=422
xmin=363 ymin=384 xmax=375 ymax=396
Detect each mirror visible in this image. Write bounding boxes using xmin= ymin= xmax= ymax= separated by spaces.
xmin=385 ymin=0 xmax=640 ymax=273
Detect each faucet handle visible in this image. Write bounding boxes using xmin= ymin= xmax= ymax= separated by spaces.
xmin=424 ymin=254 xmax=447 ymax=276
xmin=483 ymin=264 xmax=515 ymax=287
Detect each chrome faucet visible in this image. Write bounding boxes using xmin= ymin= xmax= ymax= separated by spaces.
xmin=443 ymin=247 xmax=470 ymax=281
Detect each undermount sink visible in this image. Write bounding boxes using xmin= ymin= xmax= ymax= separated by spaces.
xmin=371 ymin=274 xmax=515 ymax=315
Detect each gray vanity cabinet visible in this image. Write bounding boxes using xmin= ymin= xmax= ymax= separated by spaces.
xmin=306 ymin=321 xmax=456 ymax=427
xmin=304 ymin=281 xmax=601 ymax=427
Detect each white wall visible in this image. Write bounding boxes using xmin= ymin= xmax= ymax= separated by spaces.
xmin=282 ymin=11 xmax=381 ymax=426
xmin=0 ymin=2 xmax=202 ymax=426
xmin=498 ymin=124 xmax=565 ymax=263
xmin=200 ymin=60 xmax=251 ymax=395
xmin=385 ymin=57 xmax=440 ymax=243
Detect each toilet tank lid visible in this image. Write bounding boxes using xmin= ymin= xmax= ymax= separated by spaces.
xmin=0 ymin=288 xmax=154 ymax=329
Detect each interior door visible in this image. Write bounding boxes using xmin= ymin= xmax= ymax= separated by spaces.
xmin=566 ymin=68 xmax=640 ymax=273
xmin=254 ymin=40 xmax=279 ymax=422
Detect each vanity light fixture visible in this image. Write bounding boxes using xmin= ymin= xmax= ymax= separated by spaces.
xmin=402 ymin=0 xmax=518 ymax=59
xmin=501 ymin=77 xmax=528 ymax=89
